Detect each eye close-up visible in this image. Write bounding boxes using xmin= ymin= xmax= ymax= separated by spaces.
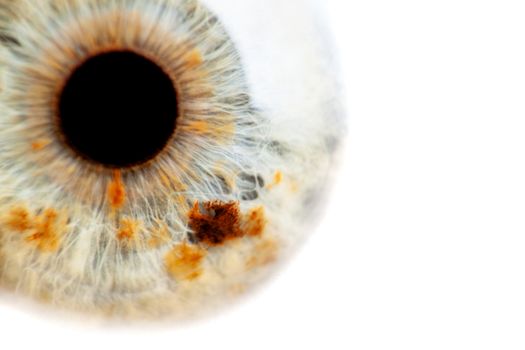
xmin=0 ymin=0 xmax=345 ymax=320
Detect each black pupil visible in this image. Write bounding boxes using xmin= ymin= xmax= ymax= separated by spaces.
xmin=58 ymin=51 xmax=178 ymax=168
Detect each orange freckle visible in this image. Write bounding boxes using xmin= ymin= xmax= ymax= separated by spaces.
xmin=267 ymin=171 xmax=283 ymax=190
xmin=246 ymin=237 xmax=279 ymax=270
xmin=183 ymin=120 xmax=209 ymax=134
xmin=107 ymin=170 xmax=126 ymax=210
xmin=5 ymin=207 xmax=33 ymax=232
xmin=31 ymin=138 xmax=51 ymax=151
xmin=274 ymin=171 xmax=283 ymax=184
xmin=242 ymin=206 xmax=267 ymax=237
xmin=165 ymin=243 xmax=206 ymax=281
xmin=26 ymin=208 xmax=67 ymax=252
xmin=116 ymin=218 xmax=140 ymax=241
xmin=185 ymin=49 xmax=203 ymax=68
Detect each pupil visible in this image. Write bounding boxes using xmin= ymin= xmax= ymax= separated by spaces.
xmin=58 ymin=51 xmax=178 ymax=168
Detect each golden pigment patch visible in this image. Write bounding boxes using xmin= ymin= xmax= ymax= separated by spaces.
xmin=116 ymin=217 xmax=140 ymax=242
xmin=242 ymin=206 xmax=267 ymax=237
xmin=25 ymin=208 xmax=68 ymax=252
xmin=188 ymin=201 xmax=243 ymax=246
xmin=165 ymin=242 xmax=207 ymax=281
xmin=5 ymin=206 xmax=33 ymax=232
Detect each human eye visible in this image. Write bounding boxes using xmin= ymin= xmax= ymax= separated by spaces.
xmin=0 ymin=0 xmax=344 ymax=319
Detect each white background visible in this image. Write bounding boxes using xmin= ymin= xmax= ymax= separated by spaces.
xmin=3 ymin=0 xmax=525 ymax=349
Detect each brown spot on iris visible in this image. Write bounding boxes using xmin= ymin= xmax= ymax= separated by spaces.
xmin=188 ymin=201 xmax=242 ymax=246
xmin=189 ymin=201 xmax=269 ymax=247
